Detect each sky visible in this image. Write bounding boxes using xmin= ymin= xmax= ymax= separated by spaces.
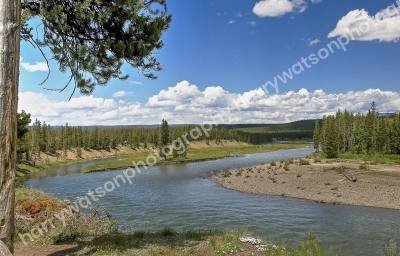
xmin=19 ymin=0 xmax=400 ymax=125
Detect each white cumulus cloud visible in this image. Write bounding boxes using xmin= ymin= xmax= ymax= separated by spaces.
xmin=328 ymin=6 xmax=400 ymax=42
xmin=20 ymin=56 xmax=48 ymax=72
xmin=18 ymin=80 xmax=400 ymax=125
xmin=112 ymin=91 xmax=133 ymax=98
xmin=253 ymin=0 xmax=323 ymax=18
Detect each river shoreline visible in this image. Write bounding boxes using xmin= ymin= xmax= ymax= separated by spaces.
xmin=84 ymin=154 xmax=241 ymax=173
xmin=214 ymin=159 xmax=400 ymax=210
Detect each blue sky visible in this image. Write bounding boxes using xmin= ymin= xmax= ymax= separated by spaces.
xmin=19 ymin=0 xmax=400 ymax=125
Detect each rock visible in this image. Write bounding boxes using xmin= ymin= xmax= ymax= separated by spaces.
xmin=0 ymin=241 xmax=12 ymax=256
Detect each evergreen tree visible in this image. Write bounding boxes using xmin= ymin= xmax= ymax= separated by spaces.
xmin=388 ymin=114 xmax=400 ymax=154
xmin=1 ymin=0 xmax=171 ymax=250
xmin=16 ymin=110 xmax=32 ymax=162
xmin=159 ymin=119 xmax=170 ymax=159
xmin=352 ymin=113 xmax=364 ymax=154
xmin=364 ymin=110 xmax=375 ymax=155
xmin=321 ymin=116 xmax=339 ymax=158
xmin=31 ymin=119 xmax=41 ymax=163
xmin=313 ymin=119 xmax=320 ymax=152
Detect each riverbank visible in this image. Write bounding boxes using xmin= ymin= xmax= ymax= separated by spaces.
xmin=214 ymin=158 xmax=400 ymax=210
xmin=16 ymin=145 xmax=149 ymax=180
xmin=81 ymin=141 xmax=309 ymax=173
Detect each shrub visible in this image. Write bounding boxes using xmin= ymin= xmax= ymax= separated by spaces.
xmin=161 ymin=227 xmax=175 ymax=237
xmin=325 ymin=182 xmax=331 ymax=186
xmin=299 ymin=159 xmax=310 ymax=165
xmin=270 ymin=161 xmax=276 ymax=166
xmin=186 ymin=230 xmax=213 ymax=241
xmin=359 ymin=164 xmax=367 ymax=170
xmin=133 ymin=231 xmax=145 ymax=238
xmin=331 ymin=186 xmax=338 ymax=190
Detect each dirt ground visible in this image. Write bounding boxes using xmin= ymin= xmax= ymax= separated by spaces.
xmin=214 ymin=159 xmax=400 ymax=210
xmin=14 ymin=243 xmax=79 ymax=256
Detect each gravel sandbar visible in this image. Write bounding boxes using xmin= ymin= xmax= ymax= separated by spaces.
xmin=214 ymin=159 xmax=400 ymax=210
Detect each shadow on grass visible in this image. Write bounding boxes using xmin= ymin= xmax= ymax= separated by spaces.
xmin=16 ymin=167 xmax=31 ymax=178
xmin=66 ymin=229 xmax=220 ymax=255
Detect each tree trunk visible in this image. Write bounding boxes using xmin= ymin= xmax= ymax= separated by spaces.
xmin=0 ymin=0 xmax=21 ymax=253
xmin=0 ymin=240 xmax=12 ymax=256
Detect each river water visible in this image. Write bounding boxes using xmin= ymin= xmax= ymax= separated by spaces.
xmin=24 ymin=147 xmax=400 ymax=255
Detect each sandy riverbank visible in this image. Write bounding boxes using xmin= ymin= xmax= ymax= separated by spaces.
xmin=214 ymin=159 xmax=400 ymax=210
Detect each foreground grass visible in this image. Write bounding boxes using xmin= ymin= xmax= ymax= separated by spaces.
xmin=54 ymin=229 xmax=330 ymax=256
xmin=82 ymin=143 xmax=310 ymax=173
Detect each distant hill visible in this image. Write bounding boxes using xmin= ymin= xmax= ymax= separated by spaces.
xmin=221 ymin=119 xmax=321 ymax=133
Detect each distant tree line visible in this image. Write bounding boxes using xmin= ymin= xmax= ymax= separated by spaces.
xmin=17 ymin=114 xmax=257 ymax=163
xmin=313 ymin=102 xmax=400 ymax=158
xmin=17 ymin=111 xmax=318 ymax=164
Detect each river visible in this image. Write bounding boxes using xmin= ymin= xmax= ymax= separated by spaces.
xmin=24 ymin=147 xmax=400 ymax=255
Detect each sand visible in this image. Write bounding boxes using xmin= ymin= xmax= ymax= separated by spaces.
xmin=213 ymin=159 xmax=400 ymax=210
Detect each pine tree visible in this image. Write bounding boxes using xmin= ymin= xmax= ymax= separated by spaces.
xmin=2 ymin=1 xmax=172 ymax=250
xmin=321 ymin=116 xmax=339 ymax=158
xmin=364 ymin=110 xmax=375 ymax=155
xmin=31 ymin=119 xmax=41 ymax=163
xmin=16 ymin=110 xmax=32 ymax=162
xmin=375 ymin=117 xmax=387 ymax=154
xmin=172 ymin=140 xmax=180 ymax=158
xmin=388 ymin=114 xmax=400 ymax=154
xmin=159 ymin=119 xmax=170 ymax=159
xmin=352 ymin=113 xmax=364 ymax=154
xmin=313 ymin=119 xmax=320 ymax=152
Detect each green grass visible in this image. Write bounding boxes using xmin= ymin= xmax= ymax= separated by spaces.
xmin=160 ymin=227 xmax=175 ymax=237
xmin=20 ymin=228 xmax=330 ymax=256
xmin=82 ymin=143 xmax=310 ymax=173
xmin=133 ymin=230 xmax=146 ymax=239
xmin=16 ymin=163 xmax=43 ymax=180
xmin=311 ymin=151 xmax=400 ymax=165
xmin=339 ymin=152 xmax=399 ymax=164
